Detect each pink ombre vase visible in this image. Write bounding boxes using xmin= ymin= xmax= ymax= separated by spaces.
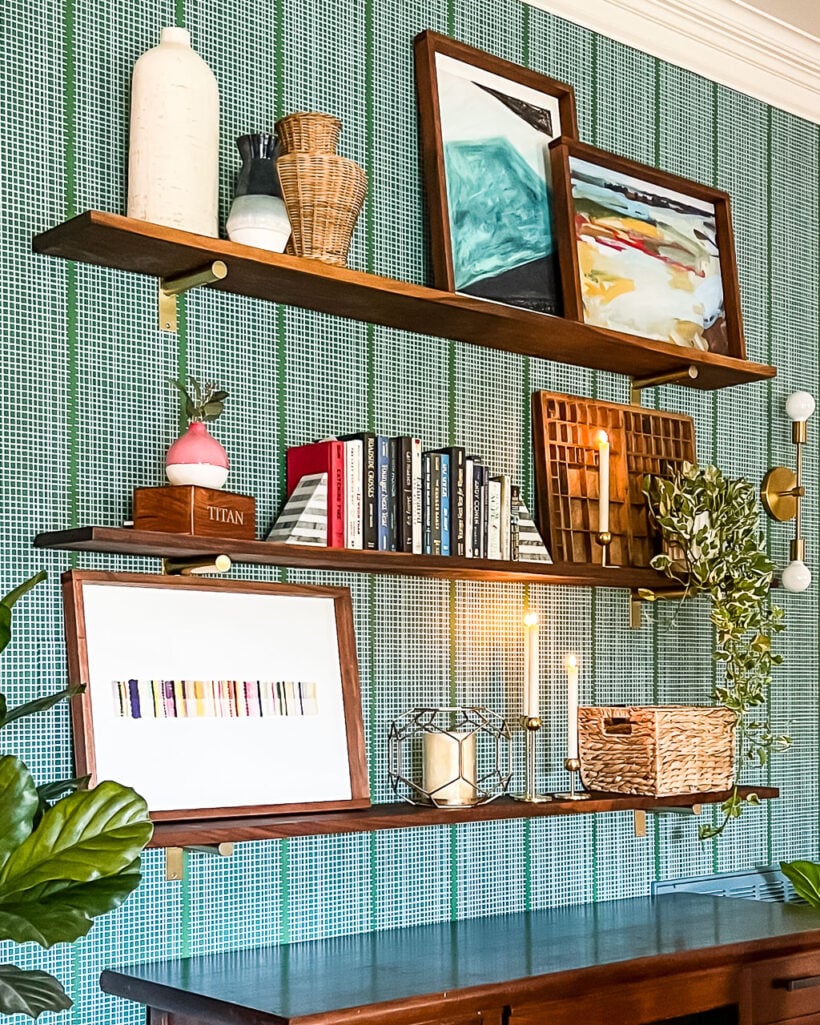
xmin=166 ymin=421 xmax=229 ymax=488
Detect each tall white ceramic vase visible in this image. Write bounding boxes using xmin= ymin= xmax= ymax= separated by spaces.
xmin=127 ymin=27 xmax=219 ymax=238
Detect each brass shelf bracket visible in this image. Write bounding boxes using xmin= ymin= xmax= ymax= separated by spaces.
xmin=162 ymin=554 xmax=232 ymax=576
xmin=629 ymin=587 xmax=688 ymax=629
xmin=158 ymin=260 xmax=228 ymax=333
xmin=633 ymin=804 xmax=702 ymax=838
xmin=164 ymin=842 xmax=235 ymax=882
xmin=630 ymin=365 xmax=699 ymax=407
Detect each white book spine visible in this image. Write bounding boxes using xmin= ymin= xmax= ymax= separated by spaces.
xmin=411 ymin=438 xmax=423 ymax=555
xmin=344 ymin=440 xmax=363 ymax=549
xmin=498 ymin=474 xmax=511 ymax=561
xmin=487 ymin=478 xmax=502 ymax=560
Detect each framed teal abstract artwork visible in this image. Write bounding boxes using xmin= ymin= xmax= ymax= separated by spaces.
xmin=415 ymin=31 xmax=578 ymax=315
xmin=549 ymin=137 xmax=745 ymax=357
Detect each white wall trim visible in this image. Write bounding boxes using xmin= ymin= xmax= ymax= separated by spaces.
xmin=523 ymin=0 xmax=820 ymax=123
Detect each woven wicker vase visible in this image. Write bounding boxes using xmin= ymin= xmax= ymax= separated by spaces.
xmin=277 ymin=152 xmax=368 ymax=266
xmin=275 ymin=112 xmax=342 ymax=155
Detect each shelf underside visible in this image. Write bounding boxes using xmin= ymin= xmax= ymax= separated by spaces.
xmin=33 ymin=212 xmax=775 ymax=391
xmin=34 ymin=526 xmax=677 ymax=589
xmin=149 ymin=788 xmax=777 ymax=847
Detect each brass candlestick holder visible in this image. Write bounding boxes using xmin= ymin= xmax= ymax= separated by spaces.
xmin=596 ymin=530 xmax=612 ymax=568
xmin=554 ymin=756 xmax=591 ymax=801
xmin=512 ymin=716 xmax=552 ymax=803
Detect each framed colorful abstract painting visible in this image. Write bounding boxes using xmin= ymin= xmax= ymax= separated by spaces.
xmin=414 ymin=31 xmax=578 ymax=315
xmin=549 ymin=138 xmax=745 ymax=357
xmin=62 ymin=571 xmax=369 ymax=822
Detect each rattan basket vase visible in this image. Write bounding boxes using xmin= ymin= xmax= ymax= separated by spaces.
xmin=277 ymin=152 xmax=368 ymax=266
xmin=275 ymin=112 xmax=342 ymax=154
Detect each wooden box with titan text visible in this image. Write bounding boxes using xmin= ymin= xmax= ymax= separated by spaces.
xmin=133 ymin=486 xmax=256 ymax=540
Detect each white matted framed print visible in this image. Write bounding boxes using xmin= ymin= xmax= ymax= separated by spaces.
xmin=62 ymin=571 xmax=369 ymax=822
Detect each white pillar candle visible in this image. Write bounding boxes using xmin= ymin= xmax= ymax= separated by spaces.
xmin=423 ymin=731 xmax=477 ymax=806
xmin=596 ymin=430 xmax=610 ymax=535
xmin=565 ymin=653 xmax=579 ymax=759
xmin=522 ymin=610 xmax=539 ymax=718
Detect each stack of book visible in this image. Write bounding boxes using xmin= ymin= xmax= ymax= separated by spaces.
xmin=270 ymin=434 xmax=551 ymax=563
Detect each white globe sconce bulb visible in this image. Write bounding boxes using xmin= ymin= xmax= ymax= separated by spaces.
xmin=781 ymin=559 xmax=811 ymax=594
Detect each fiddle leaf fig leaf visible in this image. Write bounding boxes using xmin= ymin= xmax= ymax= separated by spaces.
xmin=0 ymin=861 xmax=143 ymax=947
xmin=0 ymin=781 xmax=152 ymax=899
xmin=780 ymin=860 xmax=820 ymax=908
xmin=0 ymin=685 xmax=80 ymax=729
xmin=0 ymin=757 xmax=38 ymax=866
xmin=0 ymin=964 xmax=71 ymax=1019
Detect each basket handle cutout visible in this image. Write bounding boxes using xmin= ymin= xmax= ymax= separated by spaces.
xmin=602 ymin=717 xmax=633 ymax=735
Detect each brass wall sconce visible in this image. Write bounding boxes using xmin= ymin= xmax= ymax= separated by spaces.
xmin=760 ymin=390 xmax=814 ymax=593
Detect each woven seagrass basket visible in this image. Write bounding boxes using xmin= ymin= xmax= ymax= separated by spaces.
xmin=578 ymin=705 xmax=735 ymax=796
xmin=277 ymin=152 xmax=368 ymax=266
xmin=275 ymin=112 xmax=342 ymax=155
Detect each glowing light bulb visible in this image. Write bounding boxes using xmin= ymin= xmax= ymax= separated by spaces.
xmin=782 ymin=559 xmax=812 ymax=593
xmin=522 ymin=610 xmax=539 ymax=628
xmin=786 ymin=391 xmax=815 ymax=422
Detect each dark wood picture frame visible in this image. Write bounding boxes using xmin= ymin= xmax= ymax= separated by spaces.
xmin=62 ymin=570 xmax=370 ymax=823
xmin=548 ymin=136 xmax=746 ymax=359
xmin=414 ymin=30 xmax=578 ymax=313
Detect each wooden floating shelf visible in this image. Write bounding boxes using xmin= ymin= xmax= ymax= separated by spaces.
xmin=33 ymin=212 xmax=776 ymax=391
xmin=148 ymin=788 xmax=777 ymax=847
xmin=34 ymin=526 xmax=675 ymax=589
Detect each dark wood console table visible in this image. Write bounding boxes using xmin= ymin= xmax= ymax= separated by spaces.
xmin=101 ymin=893 xmax=820 ymax=1025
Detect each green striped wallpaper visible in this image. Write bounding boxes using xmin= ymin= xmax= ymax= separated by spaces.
xmin=0 ymin=1 xmax=818 ymax=1023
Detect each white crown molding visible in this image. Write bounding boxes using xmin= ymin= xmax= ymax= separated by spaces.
xmin=523 ymin=0 xmax=820 ymax=123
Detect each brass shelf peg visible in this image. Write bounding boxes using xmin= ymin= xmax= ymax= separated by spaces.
xmin=158 ymin=259 xmax=228 ymax=333
xmin=760 ymin=390 xmax=814 ymax=593
xmin=630 ymin=365 xmax=698 ymax=407
xmin=164 ymin=843 xmax=235 ymax=882
xmin=162 ymin=554 xmax=232 ymax=576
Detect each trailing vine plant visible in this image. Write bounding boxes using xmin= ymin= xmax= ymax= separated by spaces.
xmin=641 ymin=462 xmax=788 ymax=839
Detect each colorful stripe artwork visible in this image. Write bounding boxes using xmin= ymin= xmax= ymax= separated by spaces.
xmin=112 ymin=680 xmax=318 ymax=719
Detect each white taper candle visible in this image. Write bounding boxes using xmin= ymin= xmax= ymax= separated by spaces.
xmin=566 ymin=653 xmax=579 ymax=759
xmin=597 ymin=430 xmax=610 ymax=535
xmin=523 ymin=610 xmax=539 ymax=718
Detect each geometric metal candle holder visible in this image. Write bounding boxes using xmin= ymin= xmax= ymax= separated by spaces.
xmin=387 ymin=706 xmax=512 ymax=808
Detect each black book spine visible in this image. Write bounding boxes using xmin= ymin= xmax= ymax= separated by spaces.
xmin=480 ymin=466 xmax=489 ymax=560
xmin=397 ymin=436 xmax=414 ymax=553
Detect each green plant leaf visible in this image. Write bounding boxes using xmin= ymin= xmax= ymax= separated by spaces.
xmin=34 ymin=775 xmax=91 ymax=827
xmin=0 ymin=571 xmax=46 ymax=656
xmin=202 ymin=401 xmax=224 ymax=420
xmin=0 ymin=685 xmax=79 ymax=729
xmin=0 ymin=964 xmax=71 ymax=1019
xmin=0 ymin=861 xmax=142 ymax=946
xmin=36 ymin=776 xmax=90 ymax=805
xmin=0 ymin=757 xmax=38 ymax=866
xmin=781 ymin=860 xmax=820 ymax=908
xmin=0 ymin=781 xmax=152 ymax=899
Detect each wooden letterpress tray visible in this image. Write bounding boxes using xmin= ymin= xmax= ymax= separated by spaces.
xmin=531 ymin=392 xmax=696 ymax=567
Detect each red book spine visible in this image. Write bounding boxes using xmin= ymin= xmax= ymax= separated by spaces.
xmin=286 ymin=440 xmax=346 ymax=548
